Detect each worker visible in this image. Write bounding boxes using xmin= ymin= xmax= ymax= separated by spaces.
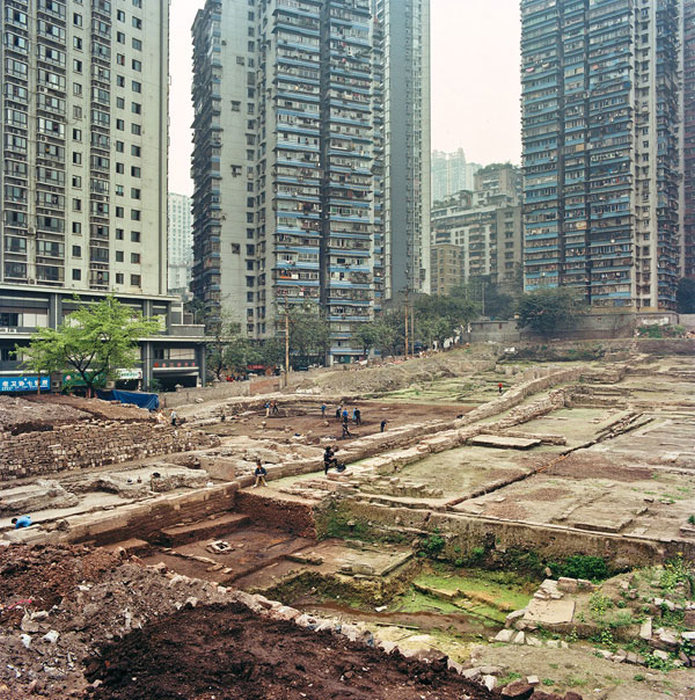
xmin=354 ymin=408 xmax=361 ymax=425
xmin=11 ymin=515 xmax=32 ymax=529
xmin=323 ymin=446 xmax=338 ymax=474
xmin=170 ymin=410 xmax=178 ymax=427
xmin=498 ymin=382 xmax=504 ymax=394
xmin=342 ymin=415 xmax=352 ymax=439
xmin=321 ymin=404 xmax=326 ymax=418
xmin=253 ymin=459 xmax=268 ymax=488
xmin=380 ymin=419 xmax=388 ymax=433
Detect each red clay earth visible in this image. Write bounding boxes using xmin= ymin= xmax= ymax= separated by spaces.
xmin=85 ymin=602 xmax=498 ymax=700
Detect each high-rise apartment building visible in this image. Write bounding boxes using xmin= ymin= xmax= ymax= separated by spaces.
xmin=191 ymin=0 xmax=430 ymax=363
xmin=168 ymin=193 xmax=193 ymax=296
xmin=431 ymin=164 xmax=523 ymax=295
xmin=431 ymin=149 xmax=481 ymax=203
xmin=375 ymin=0 xmax=431 ymax=298
xmin=0 ymin=0 xmax=206 ymax=390
xmin=521 ymin=0 xmax=683 ymax=309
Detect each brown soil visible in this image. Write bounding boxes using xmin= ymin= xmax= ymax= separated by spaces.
xmin=527 ymin=487 xmax=572 ymax=502
xmin=210 ymin=401 xmax=469 ymax=446
xmin=85 ymin=602 xmax=497 ymax=700
xmin=483 ymin=502 xmax=529 ymax=520
xmin=546 ymin=453 xmax=654 ymax=482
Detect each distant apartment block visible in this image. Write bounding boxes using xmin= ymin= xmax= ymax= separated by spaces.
xmin=684 ymin=0 xmax=695 ymax=279
xmin=191 ymin=0 xmax=430 ymax=363
xmin=431 ymin=164 xmax=523 ymax=295
xmin=521 ymin=0 xmax=683 ymax=309
xmin=0 ymin=0 xmax=205 ymax=390
xmin=168 ymin=193 xmax=193 ymax=295
xmin=431 ymin=149 xmax=481 ymax=203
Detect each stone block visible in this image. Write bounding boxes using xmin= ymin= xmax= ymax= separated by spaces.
xmin=501 ymin=680 xmax=534 ymax=699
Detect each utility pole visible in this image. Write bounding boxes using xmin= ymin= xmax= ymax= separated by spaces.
xmin=404 ymin=287 xmax=410 ymax=359
xmin=284 ymin=297 xmax=290 ymax=388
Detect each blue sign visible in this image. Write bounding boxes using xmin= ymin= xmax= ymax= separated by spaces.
xmin=0 ymin=376 xmax=50 ymax=393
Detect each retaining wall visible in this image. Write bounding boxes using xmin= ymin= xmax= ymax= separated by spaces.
xmin=0 ymin=422 xmax=220 ymax=480
xmin=235 ymin=490 xmax=317 ymax=538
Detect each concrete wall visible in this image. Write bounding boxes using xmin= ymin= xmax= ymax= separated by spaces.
xmin=160 ymin=377 xmax=283 ymax=408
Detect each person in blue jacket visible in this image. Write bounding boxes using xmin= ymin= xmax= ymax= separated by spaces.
xmin=11 ymin=515 xmax=32 ymax=529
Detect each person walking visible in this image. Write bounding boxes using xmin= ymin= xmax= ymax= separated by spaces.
xmin=321 ymin=404 xmax=326 ymax=418
xmin=271 ymin=400 xmax=279 ymax=415
xmin=265 ymin=401 xmax=271 ymax=417
xmin=253 ymin=459 xmax=268 ymax=488
xmin=354 ymin=408 xmax=361 ymax=425
xmin=342 ymin=419 xmax=352 ymax=439
xmin=170 ymin=410 xmax=178 ymax=427
xmin=323 ymin=446 xmax=338 ymax=474
xmin=335 ymin=406 xmax=342 ymax=421
xmin=498 ymin=382 xmax=503 ymax=395
xmin=380 ymin=419 xmax=387 ymax=433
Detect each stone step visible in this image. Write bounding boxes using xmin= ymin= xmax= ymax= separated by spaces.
xmin=159 ymin=512 xmax=251 ymax=547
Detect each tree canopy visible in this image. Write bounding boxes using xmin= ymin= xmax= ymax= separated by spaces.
xmin=516 ymin=287 xmax=586 ymax=336
xmin=21 ymin=297 xmax=159 ymax=394
xmin=676 ymin=277 xmax=695 ymax=314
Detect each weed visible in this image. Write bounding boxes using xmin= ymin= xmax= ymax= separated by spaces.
xmin=542 ymin=678 xmax=555 ymax=686
xmin=589 ymin=592 xmax=614 ymax=619
xmin=548 ymin=554 xmax=610 ymax=582
xmin=660 ymin=555 xmax=690 ymax=593
xmin=688 ymin=515 xmax=695 ymax=526
xmin=633 ymin=674 xmax=645 ymax=682
xmin=497 ymin=671 xmax=522 ymax=686
xmin=644 ymin=652 xmax=675 ymax=672
xmin=419 ymin=530 xmax=446 ymax=559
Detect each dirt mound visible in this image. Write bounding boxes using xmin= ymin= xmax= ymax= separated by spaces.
xmin=0 ymin=396 xmax=90 ymax=432
xmin=86 ymin=602 xmax=497 ymax=700
xmin=24 ymin=395 xmax=153 ymax=423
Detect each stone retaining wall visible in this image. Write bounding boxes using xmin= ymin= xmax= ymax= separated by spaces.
xmin=0 ymin=422 xmax=220 ymax=480
xmin=235 ymin=490 xmax=317 ymax=538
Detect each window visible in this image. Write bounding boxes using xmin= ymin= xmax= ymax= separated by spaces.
xmin=116 ymin=53 xmax=125 ymax=66
xmin=116 ymin=31 xmax=125 ymax=44
xmin=116 ymin=163 xmax=125 ymax=174
xmin=73 ymin=13 xmax=83 ymax=26
xmin=72 ymin=222 xmax=81 ymax=234
xmin=130 ymin=166 xmax=140 ymax=177
xmin=73 ymin=82 xmax=82 ymax=96
xmin=73 ymin=105 xmax=82 ymax=119
xmin=72 ymin=175 xmax=82 ymax=188
xmin=116 ymin=140 xmax=124 ymax=153
xmin=131 ymin=209 xmax=141 ymax=221
xmin=115 ymin=206 xmax=124 ymax=218
xmin=131 ymin=123 xmax=141 ymax=135
xmin=115 ymin=184 xmax=124 ymax=196
xmin=130 ymin=274 xmax=141 ymax=286
xmin=132 ymin=17 xmax=142 ymax=29
xmin=231 ymin=100 xmax=241 ymax=112
xmin=132 ymin=38 xmax=141 ymax=51
xmin=133 ymin=0 xmax=142 ymax=6
xmin=73 ymin=37 xmax=83 ymax=50
xmin=73 ymin=59 xmax=82 ymax=73
xmin=115 ymin=250 xmax=124 ymax=262
xmin=116 ymin=118 xmax=125 ymax=131
xmin=72 ymin=269 xmax=81 ymax=281
xmin=132 ymin=59 xmax=141 ymax=72
xmin=131 ymin=102 xmax=141 ymax=114
xmin=131 ymin=80 xmax=141 ymax=93
xmin=130 ymin=252 xmax=140 ymax=264
xmin=131 ymin=145 xmax=141 ymax=156
xmin=72 ymin=198 xmax=82 ymax=211
xmin=116 ymin=228 xmax=124 ymax=240
xmin=131 ymin=188 xmax=141 ymax=199
xmin=117 ymin=10 xmax=125 ymax=21
xmin=117 ymin=75 xmax=125 ymax=87
xmin=116 ymin=97 xmax=125 ymax=109
xmin=72 ymin=245 xmax=81 ymax=257
xmin=72 ymin=128 xmax=81 ymax=141
xmin=115 ymin=273 xmax=124 ymax=284
xmin=130 ymin=231 xmax=141 ymax=242
xmin=72 ymin=152 xmax=82 ymax=164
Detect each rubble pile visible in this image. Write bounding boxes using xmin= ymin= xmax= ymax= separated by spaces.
xmin=0 ymin=544 xmax=497 ymax=699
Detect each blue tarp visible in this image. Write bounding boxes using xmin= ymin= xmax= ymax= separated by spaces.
xmin=97 ymin=389 xmax=159 ymax=411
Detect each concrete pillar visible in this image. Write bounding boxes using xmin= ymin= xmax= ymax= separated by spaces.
xmin=142 ymin=341 xmax=153 ymax=389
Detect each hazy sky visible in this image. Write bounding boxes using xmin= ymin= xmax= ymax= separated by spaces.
xmin=168 ymin=0 xmax=522 ymax=195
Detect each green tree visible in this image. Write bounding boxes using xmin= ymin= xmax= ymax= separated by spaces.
xmin=676 ymin=277 xmax=695 ymax=314
xmin=516 ymin=287 xmax=586 ymax=336
xmin=354 ymin=323 xmax=380 ymax=357
xmin=21 ymin=297 xmax=159 ymax=396
xmin=206 ymin=312 xmax=262 ymax=380
xmin=287 ymin=302 xmax=330 ymax=367
xmin=414 ymin=292 xmax=479 ymax=349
